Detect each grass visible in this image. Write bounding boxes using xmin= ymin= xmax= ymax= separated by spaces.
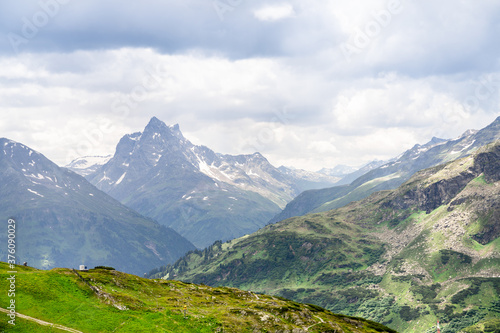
xmin=0 ymin=262 xmax=397 ymax=333
xmin=0 ymin=317 xmax=66 ymax=332
xmin=470 ymin=175 xmax=492 ymax=186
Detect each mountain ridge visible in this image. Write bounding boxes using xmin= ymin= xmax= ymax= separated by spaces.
xmin=269 ymin=116 xmax=500 ymax=224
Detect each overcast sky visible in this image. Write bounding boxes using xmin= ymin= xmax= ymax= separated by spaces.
xmin=1 ymin=0 xmax=499 ymax=171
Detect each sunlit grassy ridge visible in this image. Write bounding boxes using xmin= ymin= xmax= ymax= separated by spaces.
xmin=0 ymin=262 xmax=397 ymax=332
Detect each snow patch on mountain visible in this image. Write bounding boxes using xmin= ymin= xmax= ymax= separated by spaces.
xmin=27 ymin=188 xmax=44 ymax=197
xmin=115 ymin=172 xmax=127 ymax=185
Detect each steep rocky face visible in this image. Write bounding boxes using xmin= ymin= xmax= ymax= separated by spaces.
xmin=383 ymin=144 xmax=500 ymax=213
xmin=475 ymin=144 xmax=500 ymax=182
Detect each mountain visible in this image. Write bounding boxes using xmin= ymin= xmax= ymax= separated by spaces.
xmin=269 ymin=117 xmax=500 ymax=224
xmin=318 ymin=164 xmax=359 ymax=177
xmin=0 ymin=262 xmax=397 ymax=333
xmin=87 ymin=117 xmax=327 ymax=248
xmin=0 ymin=138 xmax=195 ymax=276
xmin=65 ymin=155 xmax=112 ymax=176
xmin=151 ymin=141 xmax=500 ymax=333
xmin=278 ymin=166 xmax=340 ymax=191
xmin=334 ymin=160 xmax=391 ymax=186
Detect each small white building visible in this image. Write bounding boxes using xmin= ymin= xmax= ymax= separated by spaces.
xmin=79 ymin=265 xmax=88 ymax=271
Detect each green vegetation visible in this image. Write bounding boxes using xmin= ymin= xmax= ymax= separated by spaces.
xmin=150 ymin=143 xmax=500 ymax=333
xmin=463 ymin=318 xmax=500 ymax=332
xmin=0 ymin=262 xmax=396 ymax=332
xmin=93 ymin=266 xmax=116 ymax=270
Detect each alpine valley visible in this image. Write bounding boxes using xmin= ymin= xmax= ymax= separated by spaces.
xmin=85 ymin=117 xmax=340 ymax=248
xmin=151 ymin=140 xmax=500 ymax=333
xmin=0 ymin=138 xmax=195 ymax=276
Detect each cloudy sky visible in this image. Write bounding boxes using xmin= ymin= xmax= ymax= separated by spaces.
xmin=1 ymin=0 xmax=499 ymax=171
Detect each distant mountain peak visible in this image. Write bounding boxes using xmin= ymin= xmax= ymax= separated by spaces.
xmin=1 ymin=137 xmax=13 ymax=145
xmin=426 ymin=136 xmax=447 ymax=146
xmin=1 ymin=138 xmax=48 ymax=169
xmin=143 ymin=117 xmax=184 ymax=141
xmin=459 ymin=129 xmax=478 ymax=139
xmin=146 ymin=116 xmax=165 ymax=127
xmin=65 ymin=155 xmax=113 ymax=177
xmin=145 ymin=116 xmax=179 ymax=133
xmin=1 ymin=138 xmax=33 ymax=152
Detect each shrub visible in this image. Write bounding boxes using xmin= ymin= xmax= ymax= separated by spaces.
xmin=93 ymin=266 xmax=115 ymax=270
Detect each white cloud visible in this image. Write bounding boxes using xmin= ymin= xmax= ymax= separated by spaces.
xmin=253 ymin=4 xmax=295 ymax=21
xmin=0 ymin=47 xmax=498 ymax=171
xmin=0 ymin=1 xmax=500 ymax=171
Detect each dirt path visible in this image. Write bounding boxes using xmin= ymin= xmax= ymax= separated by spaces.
xmin=305 ymin=315 xmax=325 ymax=330
xmin=0 ymin=307 xmax=83 ymax=333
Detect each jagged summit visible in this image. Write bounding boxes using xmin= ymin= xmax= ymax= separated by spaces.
xmin=144 ymin=116 xmax=183 ymax=138
xmin=147 ymin=115 xmax=164 ymax=127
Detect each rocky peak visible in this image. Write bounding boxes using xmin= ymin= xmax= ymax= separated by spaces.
xmin=144 ymin=117 xmax=184 ymax=141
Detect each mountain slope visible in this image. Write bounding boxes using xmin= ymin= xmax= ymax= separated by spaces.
xmin=0 ymin=262 xmax=397 ymax=333
xmin=270 ymin=117 xmax=500 ymax=224
xmin=88 ymin=117 xmax=306 ymax=248
xmin=153 ymin=141 xmax=500 ymax=333
xmin=0 ymin=138 xmax=195 ymax=275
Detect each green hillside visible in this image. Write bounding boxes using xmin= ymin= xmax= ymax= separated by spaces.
xmin=0 ymin=262 xmax=397 ymax=333
xmin=152 ymin=142 xmax=500 ymax=333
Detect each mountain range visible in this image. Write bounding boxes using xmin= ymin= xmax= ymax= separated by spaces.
xmin=151 ymin=140 xmax=500 ymax=333
xmin=0 ymin=138 xmax=195 ymax=275
xmin=1 ymin=114 xmax=500 ymax=331
xmin=269 ymin=117 xmax=500 ymax=224
xmin=85 ymin=117 xmax=340 ymax=248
